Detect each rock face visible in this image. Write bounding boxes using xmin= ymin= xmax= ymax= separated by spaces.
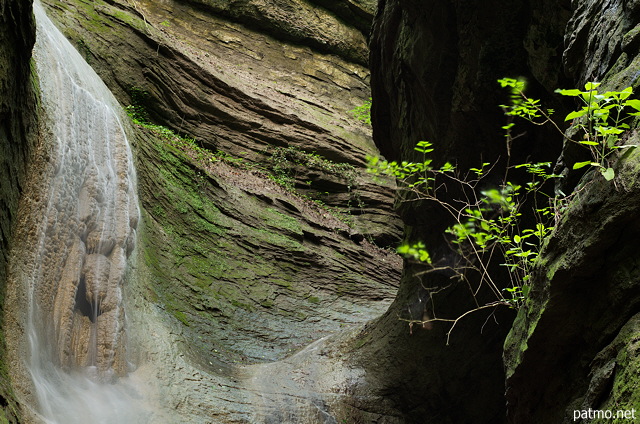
xmin=33 ymin=0 xmax=403 ymax=364
xmin=358 ymin=1 xmax=570 ymax=422
xmin=504 ymin=1 xmax=640 ymax=422
xmin=165 ymin=0 xmax=374 ymax=65
xmin=5 ymin=0 xmax=640 ymax=422
xmin=3 ymin=0 xmax=403 ymax=422
xmin=368 ymin=0 xmax=640 ymax=422
xmin=41 ymin=0 xmax=400 ymax=244
xmin=134 ymin=126 xmax=401 ymax=364
xmin=0 ymin=0 xmax=36 ymax=422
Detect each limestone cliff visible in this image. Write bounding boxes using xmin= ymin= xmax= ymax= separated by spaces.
xmin=1 ymin=0 xmax=404 ymax=422
xmin=40 ymin=0 xmax=399 ymax=244
xmin=0 ymin=0 xmax=36 ymax=422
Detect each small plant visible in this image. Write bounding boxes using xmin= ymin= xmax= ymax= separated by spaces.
xmin=267 ymin=146 xmax=363 ymax=225
xmin=556 ymin=82 xmax=640 ymax=180
xmin=124 ymin=97 xmax=250 ymax=174
xmin=349 ymin=98 xmax=372 ymax=125
xmin=125 ymin=86 xmax=151 ymax=124
xmin=268 ymin=146 xmax=358 ymax=192
xmin=370 ymin=139 xmax=556 ymax=314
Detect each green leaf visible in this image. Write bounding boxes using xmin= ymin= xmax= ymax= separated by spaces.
xmin=440 ymin=162 xmax=455 ymax=172
xmin=555 ymin=88 xmax=582 ymax=97
xmin=579 ymin=140 xmax=599 ymax=146
xmin=418 ymin=250 xmax=432 ymax=263
xmin=565 ymin=109 xmax=587 ymax=121
xmin=397 ymin=244 xmax=409 ymax=255
xmin=624 ymin=99 xmax=640 ymax=111
xmin=582 ymin=92 xmax=597 ymax=103
xmin=621 ymin=86 xmax=633 ymax=100
xmin=498 ymin=78 xmax=518 ymax=88
xmin=513 ymin=235 xmax=521 ymax=244
xmin=584 ymin=81 xmax=601 ymax=91
xmin=601 ymin=167 xmax=615 ymax=181
xmin=572 ymin=161 xmax=593 ymax=170
xmin=596 ymin=126 xmax=624 ymax=135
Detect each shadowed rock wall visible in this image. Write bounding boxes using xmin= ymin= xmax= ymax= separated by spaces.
xmin=365 ymin=0 xmax=640 ymax=422
xmin=362 ymin=0 xmax=570 ymax=422
xmin=505 ymin=1 xmax=640 ymax=422
xmin=0 ymin=0 xmax=36 ymax=422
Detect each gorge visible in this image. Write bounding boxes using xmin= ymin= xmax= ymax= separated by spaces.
xmin=1 ymin=0 xmax=640 ymax=423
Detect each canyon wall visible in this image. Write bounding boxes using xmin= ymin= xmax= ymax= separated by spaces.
xmin=2 ymin=0 xmax=640 ymax=422
xmin=0 ymin=0 xmax=36 ymax=422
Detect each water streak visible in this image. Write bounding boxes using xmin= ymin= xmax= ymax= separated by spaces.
xmin=24 ymin=2 xmax=149 ymax=422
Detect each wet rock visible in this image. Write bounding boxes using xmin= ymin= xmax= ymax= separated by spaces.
xmin=504 ymin=133 xmax=640 ymax=423
xmin=564 ymin=0 xmax=640 ymax=84
xmin=41 ymin=0 xmax=401 ymax=245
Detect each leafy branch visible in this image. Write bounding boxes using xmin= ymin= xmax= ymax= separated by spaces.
xmin=555 ymin=82 xmax=640 ymax=180
xmin=369 ymin=78 xmax=640 ymax=338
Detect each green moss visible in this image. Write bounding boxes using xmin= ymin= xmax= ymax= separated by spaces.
xmin=253 ymin=228 xmax=305 ymax=251
xmin=173 ymin=310 xmax=190 ymax=326
xmin=261 ymin=207 xmax=303 ymax=235
xmin=593 ymin=316 xmax=640 ymax=422
xmin=230 ymin=299 xmax=254 ymax=312
xmin=270 ymin=278 xmax=294 ymax=289
xmin=260 ymin=300 xmax=275 ymax=308
xmin=622 ymin=25 xmax=640 ymax=49
xmin=348 ymin=328 xmax=374 ymax=352
xmin=132 ymin=105 xmax=382 ymax=363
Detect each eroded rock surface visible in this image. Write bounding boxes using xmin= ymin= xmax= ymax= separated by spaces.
xmin=0 ymin=0 xmax=36 ymax=421
xmin=13 ymin=0 xmax=406 ymax=422
xmin=135 ymin=126 xmax=400 ymax=364
xmin=9 ymin=0 xmax=640 ymax=422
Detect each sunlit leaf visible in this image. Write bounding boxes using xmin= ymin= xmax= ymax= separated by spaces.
xmin=565 ymin=109 xmax=587 ymax=121
xmin=584 ymin=81 xmax=601 ymax=91
xmin=555 ymin=88 xmax=582 ymax=96
xmin=572 ymin=161 xmax=593 ymax=170
xmin=602 ymin=167 xmax=615 ymax=181
xmin=624 ymin=99 xmax=640 ymax=111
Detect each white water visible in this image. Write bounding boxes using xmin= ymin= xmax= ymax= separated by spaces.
xmin=25 ymin=2 xmax=150 ymax=422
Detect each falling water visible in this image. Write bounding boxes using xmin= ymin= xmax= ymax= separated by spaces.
xmin=21 ymin=2 xmax=149 ymax=422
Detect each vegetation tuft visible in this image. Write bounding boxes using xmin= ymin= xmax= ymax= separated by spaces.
xmin=367 ymin=78 xmax=640 ymax=340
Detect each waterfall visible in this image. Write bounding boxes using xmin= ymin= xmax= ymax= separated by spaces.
xmin=20 ymin=2 xmax=150 ymax=422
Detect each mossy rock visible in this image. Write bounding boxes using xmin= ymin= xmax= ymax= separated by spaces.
xmin=133 ymin=124 xmax=400 ymax=364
